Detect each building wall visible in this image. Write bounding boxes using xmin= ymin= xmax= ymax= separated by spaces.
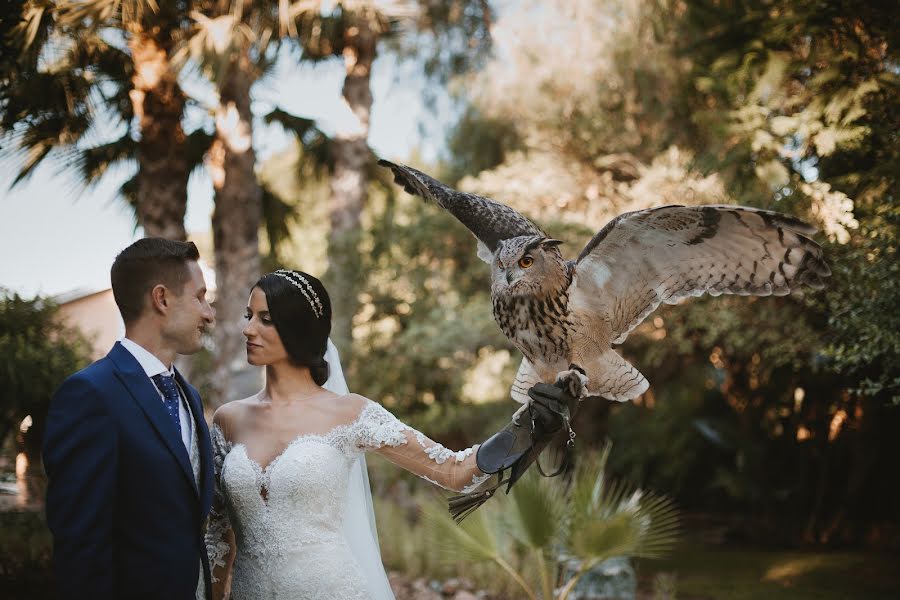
xmin=57 ymin=289 xmax=123 ymax=360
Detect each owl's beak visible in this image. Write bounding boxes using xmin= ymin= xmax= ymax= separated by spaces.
xmin=506 ymin=270 xmax=516 ymax=285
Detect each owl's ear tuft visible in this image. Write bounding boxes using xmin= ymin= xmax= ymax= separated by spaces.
xmin=541 ymin=239 xmax=564 ymax=248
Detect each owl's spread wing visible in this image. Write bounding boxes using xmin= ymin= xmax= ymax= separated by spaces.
xmin=570 ymin=205 xmax=831 ymax=345
xmin=379 ymin=160 xmax=545 ymax=260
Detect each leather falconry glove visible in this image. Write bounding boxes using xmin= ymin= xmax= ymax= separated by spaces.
xmin=448 ymin=366 xmax=586 ymax=523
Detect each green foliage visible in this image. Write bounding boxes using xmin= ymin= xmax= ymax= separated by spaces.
xmin=350 ymin=196 xmax=511 ymax=410
xmin=677 ymin=0 xmax=899 ymax=401
xmin=0 ymin=10 xmax=136 ymax=188
xmin=0 ymin=511 xmax=53 ymax=597
xmin=444 ymin=107 xmax=522 ymax=184
xmin=384 ymin=0 xmax=493 ymax=99
xmin=818 ymin=205 xmax=899 ymax=401
xmin=0 ymin=293 xmax=91 ymax=458
xmin=641 ymin=543 xmax=900 ymax=600
xmin=424 ymin=444 xmax=679 ymax=600
xmin=427 ymin=0 xmax=900 ymax=546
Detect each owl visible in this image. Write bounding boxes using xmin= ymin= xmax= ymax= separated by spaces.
xmin=379 ymin=160 xmax=831 ymax=405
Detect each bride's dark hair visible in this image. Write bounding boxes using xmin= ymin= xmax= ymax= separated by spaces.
xmin=253 ymin=270 xmax=332 ymax=385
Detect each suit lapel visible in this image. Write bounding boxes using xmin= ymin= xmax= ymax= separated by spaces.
xmin=109 ymin=343 xmax=199 ymax=498
xmin=174 ymin=367 xmax=214 ymax=514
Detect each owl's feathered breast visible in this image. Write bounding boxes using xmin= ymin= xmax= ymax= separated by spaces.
xmin=492 ymin=291 xmax=574 ymax=367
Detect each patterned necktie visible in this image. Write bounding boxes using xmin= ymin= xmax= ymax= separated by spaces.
xmin=151 ymin=373 xmax=182 ymax=433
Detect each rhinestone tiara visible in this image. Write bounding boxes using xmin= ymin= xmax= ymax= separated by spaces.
xmin=273 ymin=270 xmax=324 ymax=319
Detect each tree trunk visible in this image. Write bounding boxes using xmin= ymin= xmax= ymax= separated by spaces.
xmin=209 ymin=56 xmax=261 ymax=406
xmin=128 ymin=29 xmax=189 ymax=241
xmin=327 ymin=17 xmax=377 ymax=357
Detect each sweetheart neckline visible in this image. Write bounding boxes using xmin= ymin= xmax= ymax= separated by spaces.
xmin=235 ymin=429 xmax=348 ymax=476
xmin=213 ymin=401 xmax=379 ymax=475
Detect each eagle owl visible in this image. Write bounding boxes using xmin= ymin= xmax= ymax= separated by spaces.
xmin=379 ymin=160 xmax=831 ymax=404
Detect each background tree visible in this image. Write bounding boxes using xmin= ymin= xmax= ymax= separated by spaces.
xmin=289 ymin=0 xmax=494 ymax=356
xmin=427 ymin=0 xmax=899 ymax=545
xmin=256 ymin=0 xmax=897 ymax=547
xmin=180 ymin=0 xmax=335 ymax=404
xmin=63 ymin=0 xmax=198 ymax=240
xmin=667 ymin=0 xmax=900 ymax=544
xmin=0 ymin=293 xmax=91 ymax=479
xmin=1 ymin=0 xmax=209 ymax=240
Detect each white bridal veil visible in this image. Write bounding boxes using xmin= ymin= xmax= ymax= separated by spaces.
xmin=322 ymin=339 xmax=395 ymax=600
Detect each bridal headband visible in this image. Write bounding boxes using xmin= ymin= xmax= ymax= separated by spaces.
xmin=273 ymin=270 xmax=324 ymax=318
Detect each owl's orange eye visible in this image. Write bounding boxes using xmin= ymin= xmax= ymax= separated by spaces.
xmin=518 ymin=256 xmax=535 ymax=269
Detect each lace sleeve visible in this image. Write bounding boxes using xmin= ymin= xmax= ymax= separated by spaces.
xmin=205 ymin=423 xmax=233 ymax=583
xmin=351 ymin=401 xmax=492 ymax=494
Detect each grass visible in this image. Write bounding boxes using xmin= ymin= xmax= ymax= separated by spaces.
xmin=637 ymin=543 xmax=900 ymax=600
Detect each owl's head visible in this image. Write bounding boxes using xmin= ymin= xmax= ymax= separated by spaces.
xmin=491 ymin=235 xmax=566 ymax=297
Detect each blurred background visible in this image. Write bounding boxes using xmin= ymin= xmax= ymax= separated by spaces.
xmin=1 ymin=0 xmax=898 ymax=598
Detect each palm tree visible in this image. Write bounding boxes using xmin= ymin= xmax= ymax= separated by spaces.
xmin=183 ymin=0 xmax=494 ymax=385
xmin=310 ymin=0 xmax=493 ymax=357
xmin=183 ymin=0 xmax=329 ymax=404
xmin=425 ymin=442 xmax=680 ymax=600
xmin=324 ymin=2 xmax=392 ymax=355
xmin=1 ymin=1 xmax=202 ymax=241
xmin=112 ymin=1 xmax=194 ymax=240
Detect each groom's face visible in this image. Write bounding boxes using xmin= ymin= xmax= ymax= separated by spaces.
xmin=163 ymin=260 xmax=215 ymax=354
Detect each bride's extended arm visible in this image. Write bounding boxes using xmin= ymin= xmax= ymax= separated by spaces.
xmin=206 ymin=415 xmax=237 ymax=600
xmin=377 ymin=429 xmax=490 ymax=493
xmin=349 ymin=396 xmax=492 ymax=493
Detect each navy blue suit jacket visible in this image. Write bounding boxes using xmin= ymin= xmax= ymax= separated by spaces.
xmin=43 ymin=342 xmax=215 ymax=600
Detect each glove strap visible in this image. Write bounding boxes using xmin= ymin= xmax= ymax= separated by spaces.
xmin=533 ymin=412 xmax=577 ymax=478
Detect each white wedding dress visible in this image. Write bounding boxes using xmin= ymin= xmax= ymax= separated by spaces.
xmin=205 ymin=342 xmax=490 ymax=599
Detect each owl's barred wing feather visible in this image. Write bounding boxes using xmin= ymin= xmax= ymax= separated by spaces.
xmin=378 ymin=160 xmax=545 ymax=258
xmin=571 ymin=205 xmax=831 ymax=346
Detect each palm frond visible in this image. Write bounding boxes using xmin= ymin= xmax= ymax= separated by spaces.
xmin=58 ymin=0 xmax=159 ymax=30
xmin=569 ymin=474 xmax=680 ymax=562
xmin=420 ymin=443 xmax=679 ymax=600
xmin=263 ymin=107 xmax=332 ymax=171
xmin=74 ymin=132 xmax=135 ymax=182
xmin=570 ymin=440 xmax=613 ymax=522
xmin=117 ymin=170 xmax=140 ymax=229
xmin=1 ymin=18 xmax=133 ymax=190
xmin=118 ymin=170 xmax=138 ymax=205
xmin=570 ymin=508 xmax=642 ymax=561
xmin=422 ymin=498 xmax=502 ymax=563
xmin=506 ymin=469 xmax=567 ymax=550
xmin=184 ymin=127 xmax=214 ymax=173
xmin=176 ymin=11 xmax=253 ymax=81
xmin=260 ymin=183 xmax=301 ymax=261
xmin=12 ymin=1 xmax=55 ymax=62
xmin=10 ymin=142 xmax=54 ymax=186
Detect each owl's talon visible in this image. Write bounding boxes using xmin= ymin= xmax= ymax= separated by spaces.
xmin=555 ymin=366 xmax=590 ymax=399
xmin=568 ymin=363 xmax=586 ymax=376
xmin=512 ymin=400 xmax=531 ymax=425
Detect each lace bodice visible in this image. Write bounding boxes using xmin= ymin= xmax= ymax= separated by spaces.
xmin=205 ymin=399 xmax=490 ymax=599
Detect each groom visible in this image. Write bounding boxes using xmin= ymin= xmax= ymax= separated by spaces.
xmin=43 ymin=238 xmax=216 ymax=600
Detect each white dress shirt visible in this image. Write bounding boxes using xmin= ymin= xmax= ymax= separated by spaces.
xmin=119 ymin=338 xmax=194 ymax=452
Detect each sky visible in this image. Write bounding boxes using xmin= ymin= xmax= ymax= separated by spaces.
xmin=0 ymin=52 xmax=441 ymax=299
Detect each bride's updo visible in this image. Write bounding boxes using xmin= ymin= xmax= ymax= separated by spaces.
xmin=254 ymin=270 xmax=332 ymax=385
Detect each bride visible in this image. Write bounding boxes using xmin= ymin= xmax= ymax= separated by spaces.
xmin=205 ymin=269 xmax=510 ymax=599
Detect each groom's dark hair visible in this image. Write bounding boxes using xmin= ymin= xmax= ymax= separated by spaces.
xmin=111 ymin=238 xmax=201 ymax=324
